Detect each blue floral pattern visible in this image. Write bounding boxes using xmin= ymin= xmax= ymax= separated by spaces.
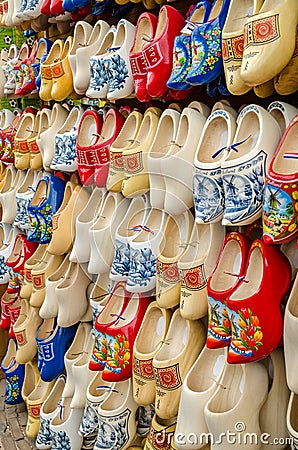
xmin=88 ymin=54 xmax=128 ymax=95
xmin=126 ymin=247 xmax=156 ymax=289
xmin=36 ymin=416 xmax=52 ymax=447
xmin=110 ymin=239 xmax=131 ymax=279
xmin=79 ymin=400 xmax=102 ymax=449
xmin=14 ymin=195 xmax=33 ymax=230
xmin=51 ymin=131 xmax=78 ymax=169
xmin=0 ymin=255 xmax=8 ymax=282
xmin=137 ymin=404 xmax=155 ymax=437
xmin=51 ymin=430 xmax=71 ymax=450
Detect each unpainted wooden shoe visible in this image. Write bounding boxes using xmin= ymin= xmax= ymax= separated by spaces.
xmin=26 ymin=378 xmax=55 ymax=438
xmin=14 ymin=299 xmax=42 ymax=364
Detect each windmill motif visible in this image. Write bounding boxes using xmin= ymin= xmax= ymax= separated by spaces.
xmin=209 ymin=303 xmax=220 ymax=325
xmin=267 ymin=186 xmax=282 ymax=211
xmin=225 ymin=175 xmax=239 ymax=198
xmin=196 ymin=176 xmax=210 ymax=197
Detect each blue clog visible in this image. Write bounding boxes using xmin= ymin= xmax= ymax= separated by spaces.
xmin=1 ymin=339 xmax=25 ymax=405
xmin=167 ymin=1 xmax=213 ymax=91
xmin=36 ymin=318 xmax=78 ymax=382
xmin=186 ymin=0 xmax=231 ymax=85
xmin=27 ymin=175 xmax=66 ymax=244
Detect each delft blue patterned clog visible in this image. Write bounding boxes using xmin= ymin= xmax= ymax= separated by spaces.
xmin=167 ymin=1 xmax=213 ymax=91
xmin=27 ymin=175 xmax=66 ymax=244
xmin=1 ymin=338 xmax=25 ymax=405
xmin=186 ymin=0 xmax=231 ymax=86
xmin=36 ymin=318 xmax=78 ymax=382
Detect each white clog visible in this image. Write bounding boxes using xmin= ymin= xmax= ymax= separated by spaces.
xmin=70 ymin=187 xmax=107 ymax=264
xmin=179 ymin=221 xmax=225 ymax=321
xmin=126 ymin=208 xmax=168 ymax=293
xmin=50 ymin=397 xmax=84 ymax=450
xmin=221 ymin=104 xmax=282 ymax=226
xmin=88 ymin=192 xmax=129 ymax=274
xmin=68 ymin=21 xmax=93 ymax=83
xmin=193 ymin=109 xmax=237 ymax=224
xmin=267 ymin=101 xmax=298 ymax=135
xmin=175 ymin=346 xmax=226 ymax=450
xmin=94 ymin=378 xmax=138 ymax=450
xmin=153 ymin=309 xmax=206 ymax=420
xmin=110 ymin=193 xmax=150 ymax=282
xmin=156 ymin=211 xmax=193 ymax=309
xmin=147 ymin=108 xmax=181 ymax=210
xmin=161 ymin=107 xmax=207 ymax=215
xmin=89 ymin=272 xmax=111 ymax=326
xmin=284 ymin=272 xmax=298 ymax=393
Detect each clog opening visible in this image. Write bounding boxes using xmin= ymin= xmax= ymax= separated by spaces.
xmin=22 ymin=363 xmax=37 ymax=399
xmin=51 ymin=397 xmax=72 ymax=425
xmin=207 ymin=364 xmax=244 ymax=413
xmin=98 ymin=30 xmax=115 ymax=56
xmin=134 ymin=306 xmax=165 ymax=354
xmin=17 ymin=169 xmax=35 ymax=194
xmin=16 ymin=114 xmax=35 ymax=140
xmin=128 ymin=113 xmax=150 ymax=149
xmin=37 ymin=317 xmax=56 ymax=340
xmin=57 ymin=262 xmax=78 ymax=288
xmin=46 ymin=40 xmax=62 ymax=65
xmin=59 ymin=107 xmax=81 ymax=134
xmin=225 ymin=111 xmax=260 ymax=161
xmin=261 ymin=0 xmax=285 ymax=14
xmin=190 ymin=4 xmax=207 ymax=22
xmin=229 ymin=245 xmax=263 ymax=301
xmin=290 ymin=394 xmax=298 ymax=432
xmin=43 ymin=377 xmax=65 ymax=415
xmin=161 ymin=215 xmax=187 ymax=259
xmin=223 ymin=0 xmax=255 ymax=32
xmin=70 ymin=23 xmax=88 ymax=55
xmin=89 ymin=373 xmax=111 ymax=398
xmin=209 ymin=239 xmax=242 ymax=292
xmin=133 ymin=209 xmax=163 ymax=242
xmin=113 ymin=112 xmax=142 ymax=150
xmin=47 ymin=255 xmax=70 ymax=283
xmin=155 ymin=8 xmax=166 ymax=39
xmin=36 ymin=41 xmax=47 ymax=61
xmin=25 ymin=243 xmax=46 ymax=268
xmin=61 ymin=38 xmax=72 ymax=60
xmin=111 ymin=292 xmax=140 ymax=329
xmin=93 ymin=194 xmax=116 ymax=229
xmin=118 ymin=200 xmax=148 ymax=237
xmin=131 ymin=17 xmax=154 ymax=53
xmin=90 ymin=283 xmax=109 ymax=305
xmin=196 ymin=116 xmax=229 ymax=163
xmin=149 ymin=114 xmax=178 ymax=158
xmin=1 ymin=338 xmax=16 ymax=370
xmin=1 ymin=166 xmax=14 ymax=193
xmin=38 ymin=110 xmax=51 ymax=136
xmin=179 ymin=223 xmax=211 ymax=264
xmin=114 ymin=22 xmax=126 ymax=48
xmin=155 ymin=312 xmax=188 ymax=360
xmin=29 ymin=380 xmax=52 ymax=402
xmin=99 ymin=113 xmax=118 ymax=144
xmin=288 ymin=277 xmax=298 ymax=317
xmin=100 ymin=379 xmax=129 ymax=410
xmin=97 ymin=286 xmax=126 ymax=325
xmin=272 ymin=119 xmax=298 ymax=175
xmin=169 ymin=113 xmax=188 ymax=156
xmin=6 ymin=235 xmax=23 ymax=265
xmin=65 ymin=324 xmax=89 ymax=362
xmin=0 ymin=225 xmax=4 ymax=248
xmin=209 ymin=0 xmax=224 ymax=21
xmin=187 ymin=348 xmax=225 ymax=392
xmin=154 ymin=415 xmax=177 ymax=429
xmin=269 ymin=109 xmax=286 ymax=135
xmin=88 ymin=22 xmax=104 ymax=46
xmin=78 ymin=114 xmax=98 ymax=147
xmin=78 ymin=189 xmax=105 ymax=223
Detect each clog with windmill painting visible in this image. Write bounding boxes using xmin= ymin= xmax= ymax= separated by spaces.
xmin=262 ymin=114 xmax=298 ymax=244
xmin=221 ymin=104 xmax=281 ymax=226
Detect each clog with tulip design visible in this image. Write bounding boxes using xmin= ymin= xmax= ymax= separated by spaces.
xmin=226 ymin=239 xmax=291 ymax=363
xmin=206 ymin=232 xmax=251 ymax=349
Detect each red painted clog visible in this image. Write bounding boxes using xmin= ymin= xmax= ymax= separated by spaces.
xmin=90 ymin=282 xmax=131 ymax=371
xmin=102 ymin=292 xmax=152 ymax=382
xmin=6 ymin=234 xmax=38 ymax=275
xmin=93 ymin=109 xmax=125 ymax=188
xmin=0 ymin=291 xmax=19 ymax=330
xmin=143 ymin=5 xmax=185 ymax=99
xmin=263 ymin=114 xmax=298 ymax=244
xmin=206 ymin=232 xmax=251 ymax=349
xmin=226 ymin=239 xmax=291 ymax=364
xmin=129 ymin=12 xmax=157 ymax=103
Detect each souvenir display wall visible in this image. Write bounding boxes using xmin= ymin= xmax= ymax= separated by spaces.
xmin=0 ymin=0 xmax=298 ymax=449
